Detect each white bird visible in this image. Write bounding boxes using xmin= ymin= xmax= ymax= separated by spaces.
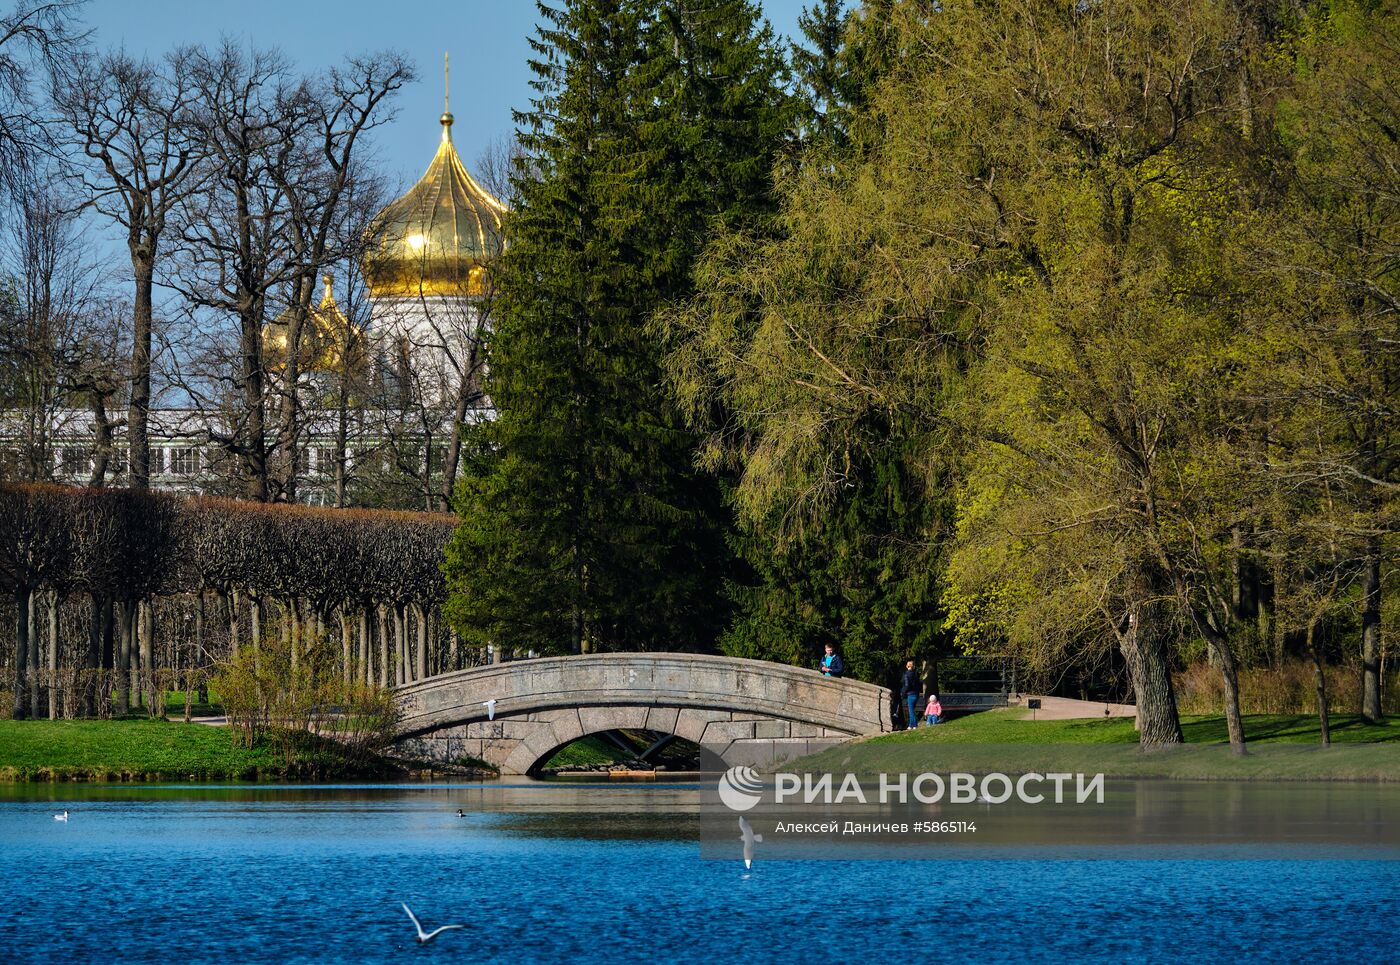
xmin=739 ymin=815 xmax=763 ymax=870
xmin=402 ymin=903 xmax=464 ymax=944
xmin=53 ymin=810 xmax=68 ymax=822
xmin=482 ymin=699 xmax=497 ymax=721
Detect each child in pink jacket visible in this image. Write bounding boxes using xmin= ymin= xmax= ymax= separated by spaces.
xmin=925 ymin=695 xmax=943 ymax=725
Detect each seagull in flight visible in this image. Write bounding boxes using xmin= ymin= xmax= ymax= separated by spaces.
xmin=402 ymin=903 xmax=464 ymax=944
xmin=482 ymin=699 xmax=497 ymax=721
xmin=53 ymin=810 xmax=68 ymax=822
xmin=739 ymin=815 xmax=763 ymax=870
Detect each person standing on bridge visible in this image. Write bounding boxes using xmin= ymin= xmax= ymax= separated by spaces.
xmin=900 ymin=659 xmax=921 ymax=730
xmin=820 ymin=644 xmax=844 ymax=678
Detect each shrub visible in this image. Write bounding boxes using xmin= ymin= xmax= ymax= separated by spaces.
xmin=1175 ymin=659 xmax=1399 ymax=716
xmin=213 ymin=626 xmax=400 ymax=766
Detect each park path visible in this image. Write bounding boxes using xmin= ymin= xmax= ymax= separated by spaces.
xmin=1010 ymin=695 xmax=1137 ymax=721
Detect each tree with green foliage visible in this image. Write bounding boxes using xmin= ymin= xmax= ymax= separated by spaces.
xmin=1246 ymin=0 xmax=1400 ymax=724
xmin=667 ymin=0 xmax=1277 ymax=746
xmin=443 ymin=0 xmax=793 ymax=656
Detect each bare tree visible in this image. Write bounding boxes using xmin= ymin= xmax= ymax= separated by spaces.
xmin=0 ymin=1 xmax=82 ymax=212
xmin=270 ymin=52 xmax=413 ymax=504
xmin=54 ymin=48 xmax=201 ymax=490
xmin=0 ymin=166 xmax=122 ymax=484
xmin=166 ymin=43 xmax=308 ymax=502
xmin=165 ymin=44 xmax=410 ymax=505
xmin=473 ymin=134 xmax=526 ymax=207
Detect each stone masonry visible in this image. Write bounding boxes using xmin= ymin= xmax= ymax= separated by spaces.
xmin=393 ymin=652 xmax=893 ymax=774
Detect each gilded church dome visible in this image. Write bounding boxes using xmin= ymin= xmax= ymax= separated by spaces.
xmin=262 ymin=275 xmax=365 ymax=375
xmin=362 ymin=110 xmax=507 ymax=299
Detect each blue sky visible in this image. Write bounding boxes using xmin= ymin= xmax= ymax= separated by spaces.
xmin=81 ymin=0 xmax=813 ymax=191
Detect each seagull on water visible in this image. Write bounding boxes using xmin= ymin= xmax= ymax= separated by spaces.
xmin=739 ymin=815 xmax=763 ymax=870
xmin=482 ymin=699 xmax=497 ymax=721
xmin=402 ymin=903 xmax=464 ymax=944
xmin=53 ymin=810 xmax=68 ymax=822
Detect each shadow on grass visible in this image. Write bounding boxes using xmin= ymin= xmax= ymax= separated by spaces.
xmin=1180 ymin=714 xmax=1400 ymax=743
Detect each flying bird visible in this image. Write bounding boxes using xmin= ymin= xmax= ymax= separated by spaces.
xmin=739 ymin=815 xmax=763 ymax=870
xmin=482 ymin=699 xmax=497 ymax=721
xmin=402 ymin=903 xmax=464 ymax=944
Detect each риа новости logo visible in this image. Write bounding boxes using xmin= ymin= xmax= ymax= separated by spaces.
xmin=717 ymin=765 xmax=764 ymax=812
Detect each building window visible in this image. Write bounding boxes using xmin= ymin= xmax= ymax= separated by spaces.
xmin=170 ymin=447 xmax=198 ymax=476
xmin=317 ymin=447 xmax=336 ymax=474
xmin=61 ymin=446 xmax=89 ymax=475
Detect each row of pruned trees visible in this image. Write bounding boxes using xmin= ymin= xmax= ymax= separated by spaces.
xmin=0 ymin=482 xmax=461 ymax=719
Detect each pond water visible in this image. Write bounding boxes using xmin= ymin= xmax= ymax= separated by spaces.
xmin=0 ymin=781 xmax=1396 ymax=964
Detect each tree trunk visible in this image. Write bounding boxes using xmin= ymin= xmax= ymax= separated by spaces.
xmin=1306 ymin=610 xmax=1331 ymax=747
xmin=13 ymin=589 xmax=30 ymax=720
xmin=1206 ymin=633 xmax=1246 ymax=753
xmin=251 ymin=595 xmax=262 ymax=653
xmin=86 ymin=593 xmax=103 ymax=717
xmin=1360 ymin=545 xmax=1383 ymax=723
xmin=1120 ymin=598 xmax=1183 ymax=747
xmin=415 ymin=604 xmax=428 ymax=681
xmin=128 ymin=251 xmax=154 ymax=489
xmin=377 ymin=605 xmax=389 ymax=689
xmin=141 ymin=600 xmax=157 ymax=717
xmin=438 ymin=377 xmax=475 ymax=512
xmin=276 ymin=274 xmax=312 ymax=504
xmin=239 ymin=295 xmax=270 ymax=501
xmin=47 ymin=591 xmax=58 ymax=720
xmin=1268 ymin=539 xmax=1286 ymax=669
xmin=289 ymin=598 xmax=300 ymax=676
xmin=87 ymin=391 xmax=116 ymax=488
xmin=394 ymin=605 xmax=407 ymax=686
xmin=358 ymin=608 xmax=369 ymax=686
xmin=116 ymin=600 xmax=132 ymax=716
xmin=341 ymin=606 xmax=352 ymax=685
xmin=28 ymin=590 xmax=40 ymax=720
xmin=195 ymin=591 xmax=208 ymax=704
xmin=100 ymin=597 xmax=114 ymax=715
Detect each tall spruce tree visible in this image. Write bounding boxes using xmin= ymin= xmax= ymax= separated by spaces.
xmin=790 ymin=0 xmax=851 ymax=146
xmin=443 ymin=0 xmax=792 ymax=655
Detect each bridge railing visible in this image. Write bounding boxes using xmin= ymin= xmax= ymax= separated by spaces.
xmin=937 ymin=692 xmax=1009 ymax=713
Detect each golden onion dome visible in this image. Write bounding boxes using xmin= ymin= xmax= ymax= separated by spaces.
xmin=362 ymin=110 xmax=506 ymax=299
xmin=262 ymin=275 xmax=366 ymax=374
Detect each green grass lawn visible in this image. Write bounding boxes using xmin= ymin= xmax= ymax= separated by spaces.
xmin=0 ymin=718 xmax=408 ymax=782
xmin=0 ymin=718 xmax=282 ymax=781
xmin=160 ymin=690 xmax=224 ymax=718
xmin=871 ymin=710 xmax=1400 ymax=746
xmin=541 ymin=734 xmax=628 ymax=769
xmin=790 ymin=711 xmax=1400 ymax=782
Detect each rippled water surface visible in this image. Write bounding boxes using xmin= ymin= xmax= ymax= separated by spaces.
xmin=1 ymin=781 xmax=1396 ymax=964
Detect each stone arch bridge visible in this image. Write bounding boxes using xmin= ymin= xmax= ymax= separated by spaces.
xmin=393 ymin=653 xmax=893 ymax=775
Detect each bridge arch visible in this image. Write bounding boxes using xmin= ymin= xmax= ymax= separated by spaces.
xmin=393 ymin=653 xmax=893 ymax=774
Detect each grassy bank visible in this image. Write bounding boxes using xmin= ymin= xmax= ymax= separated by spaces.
xmin=886 ymin=710 xmax=1400 ymax=745
xmin=0 ymin=718 xmax=399 ymax=782
xmin=790 ymin=711 xmax=1400 ymax=781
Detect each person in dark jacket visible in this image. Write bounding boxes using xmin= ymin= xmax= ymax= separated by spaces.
xmin=819 ymin=644 xmax=844 ymax=678
xmin=900 ymin=659 xmax=921 ymax=730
